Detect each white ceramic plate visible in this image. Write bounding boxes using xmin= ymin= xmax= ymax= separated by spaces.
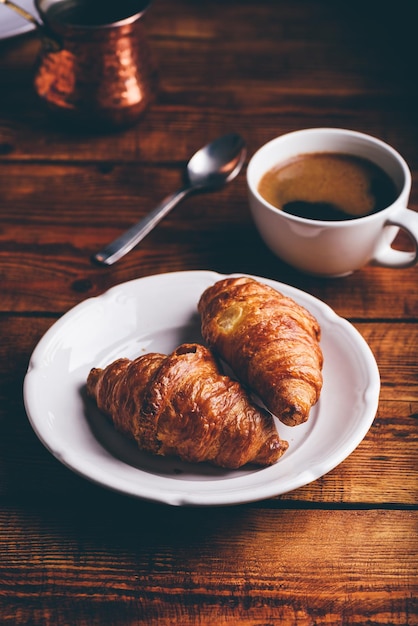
xmin=0 ymin=1 xmax=36 ymax=40
xmin=23 ymin=270 xmax=380 ymax=506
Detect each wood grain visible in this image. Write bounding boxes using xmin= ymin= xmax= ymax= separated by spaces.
xmin=0 ymin=507 xmax=416 ymax=625
xmin=0 ymin=160 xmax=417 ymax=317
xmin=0 ymin=2 xmax=417 ymax=164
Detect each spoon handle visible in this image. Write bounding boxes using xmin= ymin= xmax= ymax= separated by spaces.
xmin=93 ymin=186 xmax=191 ymax=266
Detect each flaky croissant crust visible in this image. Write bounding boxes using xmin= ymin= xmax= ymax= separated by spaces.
xmin=87 ymin=343 xmax=288 ymax=469
xmin=198 ymin=277 xmax=323 ymax=426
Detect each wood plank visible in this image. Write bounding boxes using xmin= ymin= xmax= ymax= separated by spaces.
xmin=2 ymin=240 xmax=418 ymax=318
xmin=1 ymin=317 xmax=416 ymax=504
xmin=283 ymin=399 xmax=418 ymax=504
xmin=0 ymin=1 xmax=416 ymax=163
xmin=3 ymin=398 xmax=416 ymax=505
xmin=0 ymin=98 xmax=418 ymax=166
xmin=2 ymin=249 xmax=418 ymax=318
xmin=1 ymin=95 xmax=416 ymax=165
xmin=0 ymin=507 xmax=416 ymax=625
xmin=0 ymin=161 xmax=417 ymax=316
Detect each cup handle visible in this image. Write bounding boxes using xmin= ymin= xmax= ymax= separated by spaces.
xmin=372 ymin=207 xmax=418 ymax=268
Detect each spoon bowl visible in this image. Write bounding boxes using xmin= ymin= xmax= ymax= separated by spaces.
xmin=94 ymin=133 xmax=246 ymax=266
xmin=186 ymin=133 xmax=246 ymax=189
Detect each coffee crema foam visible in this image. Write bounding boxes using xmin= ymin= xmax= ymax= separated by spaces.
xmin=258 ymin=152 xmax=398 ymax=221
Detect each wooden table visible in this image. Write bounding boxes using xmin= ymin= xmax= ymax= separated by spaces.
xmin=1 ymin=1 xmax=417 ymax=624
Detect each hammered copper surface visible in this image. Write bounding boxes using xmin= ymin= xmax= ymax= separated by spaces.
xmin=34 ymin=19 xmax=157 ymax=128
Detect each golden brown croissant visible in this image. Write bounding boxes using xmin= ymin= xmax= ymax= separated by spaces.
xmin=198 ymin=277 xmax=323 ymax=426
xmin=86 ymin=343 xmax=288 ymax=469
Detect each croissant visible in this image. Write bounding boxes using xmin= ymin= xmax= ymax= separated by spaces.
xmin=86 ymin=343 xmax=288 ymax=469
xmin=198 ymin=277 xmax=323 ymax=426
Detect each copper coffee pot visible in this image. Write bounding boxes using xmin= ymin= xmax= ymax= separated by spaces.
xmin=1 ymin=0 xmax=158 ymax=129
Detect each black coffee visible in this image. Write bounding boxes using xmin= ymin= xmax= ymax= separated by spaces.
xmin=258 ymin=152 xmax=398 ymax=221
xmin=45 ymin=0 xmax=147 ymax=26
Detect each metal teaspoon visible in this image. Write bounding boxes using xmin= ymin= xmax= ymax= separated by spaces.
xmin=93 ymin=133 xmax=247 ymax=266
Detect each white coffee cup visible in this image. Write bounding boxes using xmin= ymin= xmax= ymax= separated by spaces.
xmin=246 ymin=128 xmax=418 ymax=277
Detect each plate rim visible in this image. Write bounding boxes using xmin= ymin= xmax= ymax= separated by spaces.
xmin=23 ymin=270 xmax=381 ymax=506
xmin=0 ymin=0 xmax=36 ymax=40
